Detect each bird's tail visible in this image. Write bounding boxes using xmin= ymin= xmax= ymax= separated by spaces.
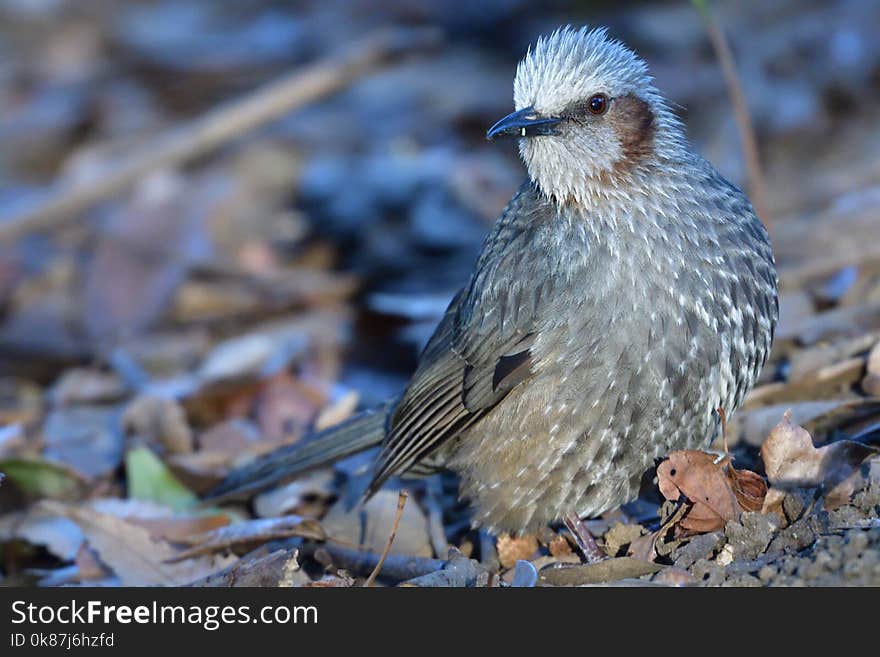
xmin=203 ymin=404 xmax=390 ymax=503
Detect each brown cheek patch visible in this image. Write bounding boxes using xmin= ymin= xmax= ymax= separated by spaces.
xmin=610 ymin=94 xmax=656 ymax=173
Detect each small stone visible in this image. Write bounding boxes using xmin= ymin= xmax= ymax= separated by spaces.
xmin=725 ymin=512 xmax=779 ymax=560
xmin=757 ymin=565 xmax=777 ymax=583
xmin=716 ymin=543 xmax=735 ymax=566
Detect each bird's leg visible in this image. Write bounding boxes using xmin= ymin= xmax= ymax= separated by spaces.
xmin=707 ymin=407 xmax=732 ymax=464
xmin=563 ymin=512 xmax=606 ymax=564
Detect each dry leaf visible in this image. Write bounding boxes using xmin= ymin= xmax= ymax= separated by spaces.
xmin=123 ymin=395 xmax=194 ymax=455
xmin=322 ymin=489 xmax=432 ymax=558
xmin=657 ymin=451 xmax=740 ymax=532
xmin=657 ymin=450 xmax=767 ymax=533
xmin=73 ymin=543 xmax=110 ymax=581
xmin=128 ymin=514 xmax=232 ymax=543
xmin=0 ymin=510 xmax=84 ymax=560
xmin=496 ymin=533 xmax=539 ymax=569
xmin=42 ymin=501 xmax=236 ymax=586
xmin=548 ymin=534 xmax=573 ymax=557
xmin=727 ymin=466 xmax=768 ymax=512
xmin=761 ymin=410 xmax=878 ymax=510
xmin=314 ymin=390 xmax=359 ymax=431
xmin=167 ymin=515 xmax=326 ymax=561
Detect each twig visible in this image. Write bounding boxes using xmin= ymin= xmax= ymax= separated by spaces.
xmin=694 ymin=1 xmax=770 ymax=225
xmin=304 ymin=542 xmax=445 ymax=581
xmin=364 ymin=490 xmax=409 ymax=587
xmin=400 ymin=549 xmax=491 ymax=587
xmin=0 ymin=28 xmax=440 ymax=243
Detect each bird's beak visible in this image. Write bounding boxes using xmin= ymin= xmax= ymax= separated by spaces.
xmin=486 ymin=107 xmax=561 ymax=140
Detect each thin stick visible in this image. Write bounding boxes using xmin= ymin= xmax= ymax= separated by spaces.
xmin=0 ymin=28 xmax=439 ymax=243
xmin=694 ymin=1 xmax=770 ymax=226
xmin=363 ymin=490 xmax=409 ymax=587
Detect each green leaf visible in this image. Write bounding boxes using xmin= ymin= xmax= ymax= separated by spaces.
xmin=125 ymin=447 xmax=197 ymax=511
xmin=0 ymin=457 xmax=88 ymax=499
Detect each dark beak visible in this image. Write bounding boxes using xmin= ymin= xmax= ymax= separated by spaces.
xmin=486 ymin=107 xmax=561 ymax=140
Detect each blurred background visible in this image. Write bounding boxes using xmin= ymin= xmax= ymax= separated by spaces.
xmin=1 ymin=0 xmax=879 ymax=585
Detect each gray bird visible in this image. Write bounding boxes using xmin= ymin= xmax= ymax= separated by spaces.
xmin=208 ymin=26 xmax=778 ymax=541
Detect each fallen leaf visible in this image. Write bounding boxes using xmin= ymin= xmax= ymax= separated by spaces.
xmin=73 ymin=543 xmax=110 ymax=581
xmin=656 ymin=450 xmax=767 ymax=533
xmin=0 ymin=510 xmax=84 ymax=560
xmin=322 ymin=489 xmax=432 ymax=558
xmin=123 ymin=395 xmax=194 ymax=455
xmin=51 ymin=368 xmax=128 ymax=406
xmin=255 ymin=372 xmax=323 ymax=443
xmin=314 ymin=390 xmax=359 ymax=431
xmin=0 ymin=457 xmax=90 ymax=500
xmin=253 ymin=470 xmax=334 ymax=518
xmin=126 ymin=447 xmax=198 ymax=510
xmin=128 ymin=514 xmax=232 ymax=543
xmin=727 ymin=465 xmax=768 ymax=512
xmin=198 ymin=418 xmax=261 ymax=452
xmin=496 ymin=533 xmax=539 ymax=569
xmin=42 ymin=501 xmax=236 ymax=586
xmin=548 ymin=534 xmax=573 ymax=558
xmin=761 ymin=410 xmax=878 ymax=509
xmin=657 ymin=451 xmax=740 ymax=532
xmin=42 ymin=406 xmax=124 ymax=478
xmin=167 ymin=515 xmax=325 ymax=561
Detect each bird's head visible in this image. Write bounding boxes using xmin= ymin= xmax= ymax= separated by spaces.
xmin=488 ymin=26 xmax=684 ymax=205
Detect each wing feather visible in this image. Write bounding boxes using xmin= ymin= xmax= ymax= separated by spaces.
xmin=366 ymin=184 xmax=553 ymax=495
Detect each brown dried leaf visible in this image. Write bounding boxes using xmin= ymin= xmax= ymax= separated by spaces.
xmin=314 ymin=390 xmax=359 ymax=431
xmin=761 ymin=410 xmax=878 ymax=509
xmin=727 ymin=466 xmax=768 ymax=512
xmin=548 ymin=534 xmax=573 ymax=558
xmin=122 ymin=395 xmax=194 ymax=455
xmin=42 ymin=501 xmax=236 ymax=586
xmin=167 ymin=515 xmax=325 ymax=562
xmin=657 ymin=451 xmax=740 ymax=532
xmin=255 ymin=372 xmax=324 ymax=443
xmin=496 ymin=533 xmax=539 ymax=569
xmin=322 ymin=489 xmax=432 ymax=558
xmin=73 ymin=543 xmax=110 ymax=581
xmin=628 ymin=531 xmax=659 ymax=563
xmin=127 ymin=514 xmax=232 ymax=543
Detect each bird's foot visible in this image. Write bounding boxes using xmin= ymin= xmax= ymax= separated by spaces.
xmin=704 ymin=449 xmax=730 ymax=465
xmin=563 ymin=512 xmax=606 ymax=564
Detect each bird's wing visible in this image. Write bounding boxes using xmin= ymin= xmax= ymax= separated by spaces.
xmin=367 ymin=184 xmax=553 ymax=494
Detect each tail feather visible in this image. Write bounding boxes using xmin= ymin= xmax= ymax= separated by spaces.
xmin=203 ymin=404 xmax=390 ymax=502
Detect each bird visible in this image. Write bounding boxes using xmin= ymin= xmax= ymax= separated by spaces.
xmin=207 ymin=26 xmax=778 ymax=547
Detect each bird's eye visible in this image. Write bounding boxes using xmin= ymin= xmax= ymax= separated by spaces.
xmin=588 ymin=94 xmax=608 ymax=115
